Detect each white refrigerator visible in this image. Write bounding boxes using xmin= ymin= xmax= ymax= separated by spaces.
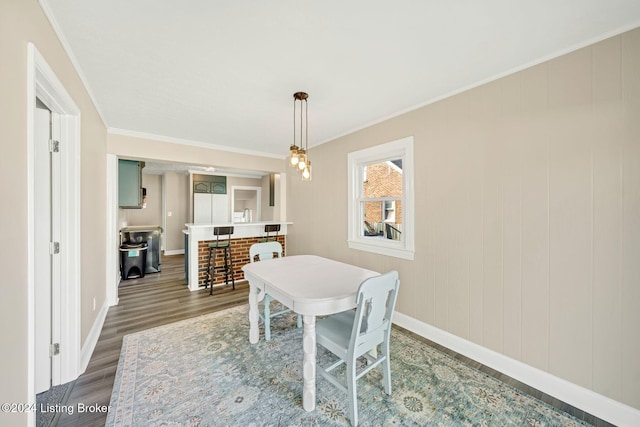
xmin=194 ymin=193 xmax=229 ymax=224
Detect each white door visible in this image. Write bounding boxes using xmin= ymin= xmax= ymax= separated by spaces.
xmin=34 ymin=106 xmax=51 ymax=393
xmin=34 ymin=104 xmax=62 ymax=394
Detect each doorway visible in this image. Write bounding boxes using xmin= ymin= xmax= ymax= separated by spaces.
xmin=27 ymin=43 xmax=82 ymax=421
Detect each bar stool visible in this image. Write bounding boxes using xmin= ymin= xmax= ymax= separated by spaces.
xmin=258 ymin=224 xmax=280 ymax=243
xmin=205 ymin=226 xmax=235 ymax=295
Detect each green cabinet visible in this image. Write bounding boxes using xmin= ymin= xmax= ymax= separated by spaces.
xmin=211 ymin=176 xmax=227 ymax=194
xmin=119 ymin=159 xmax=143 ymax=208
xmin=193 ymin=181 xmax=210 ymax=193
xmin=193 ymin=175 xmax=227 ymax=194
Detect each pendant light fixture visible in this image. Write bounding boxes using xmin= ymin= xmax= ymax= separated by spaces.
xmin=289 ymin=92 xmax=312 ymax=181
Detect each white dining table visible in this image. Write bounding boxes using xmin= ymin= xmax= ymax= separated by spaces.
xmin=242 ymin=254 xmax=379 ymax=411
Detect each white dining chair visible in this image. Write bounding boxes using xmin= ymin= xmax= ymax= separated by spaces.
xmin=315 ymin=270 xmax=400 ymax=426
xmin=249 ymin=241 xmax=302 ymax=341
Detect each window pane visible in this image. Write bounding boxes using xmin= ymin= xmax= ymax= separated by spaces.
xmin=362 ymin=201 xmax=402 ymax=240
xmin=363 ymin=201 xmax=384 ymax=235
xmin=362 ymin=160 xmax=403 ymax=198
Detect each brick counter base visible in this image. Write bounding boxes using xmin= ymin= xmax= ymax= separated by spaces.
xmin=197 ymin=236 xmax=286 ymax=287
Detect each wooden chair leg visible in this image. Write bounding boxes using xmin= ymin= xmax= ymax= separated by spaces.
xmin=264 ymin=294 xmax=272 ymax=341
xmin=382 ymin=341 xmax=392 ymax=394
xmin=206 ymin=247 xmax=213 ymax=292
xmin=209 ymin=247 xmax=216 ymax=295
xmin=228 ymin=247 xmax=235 ymax=289
xmin=346 ymin=361 xmax=358 ymax=426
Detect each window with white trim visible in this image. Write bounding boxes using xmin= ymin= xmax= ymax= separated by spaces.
xmin=347 ymin=136 xmax=414 ymax=260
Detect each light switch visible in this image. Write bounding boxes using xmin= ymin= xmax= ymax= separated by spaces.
xmin=167 ymin=211 xmax=172 ymax=217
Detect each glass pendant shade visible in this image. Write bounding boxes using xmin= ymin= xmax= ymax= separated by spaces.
xmin=289 ymin=145 xmax=300 ymax=167
xmin=302 ymin=161 xmax=312 ymax=181
xmin=297 ymin=150 xmax=306 ymax=170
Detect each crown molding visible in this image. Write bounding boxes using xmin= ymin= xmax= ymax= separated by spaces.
xmin=108 ymin=127 xmax=286 ymax=160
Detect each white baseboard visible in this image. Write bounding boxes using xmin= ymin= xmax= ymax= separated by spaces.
xmin=79 ymin=300 xmax=109 ymax=373
xmin=163 ymin=249 xmax=185 ymax=256
xmin=393 ymin=311 xmax=640 ymax=427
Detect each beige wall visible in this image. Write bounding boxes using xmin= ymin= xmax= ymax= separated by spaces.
xmin=108 ymin=133 xmax=285 ymax=174
xmin=0 ymin=0 xmax=108 ymax=423
xmin=287 ymin=29 xmax=640 ymax=409
xmin=164 ymin=171 xmax=189 ymax=252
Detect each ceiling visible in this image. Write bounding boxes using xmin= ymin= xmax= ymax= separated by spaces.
xmin=43 ymin=1 xmax=640 ymax=159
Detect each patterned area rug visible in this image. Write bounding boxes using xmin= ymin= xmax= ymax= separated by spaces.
xmin=36 ymin=381 xmax=73 ymax=426
xmin=107 ymin=305 xmax=591 ymax=426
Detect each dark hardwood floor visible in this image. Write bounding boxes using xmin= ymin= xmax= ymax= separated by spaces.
xmin=54 ymin=254 xmax=248 ymax=427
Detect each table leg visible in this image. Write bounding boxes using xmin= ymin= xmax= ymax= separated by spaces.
xmin=248 ymin=282 xmax=259 ymax=344
xmin=302 ymin=314 xmax=316 ymax=411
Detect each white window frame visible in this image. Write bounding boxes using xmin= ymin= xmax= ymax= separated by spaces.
xmin=347 ymin=136 xmax=414 ymax=260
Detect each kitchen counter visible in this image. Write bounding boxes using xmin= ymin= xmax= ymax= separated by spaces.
xmin=184 ymin=221 xmax=292 ymax=291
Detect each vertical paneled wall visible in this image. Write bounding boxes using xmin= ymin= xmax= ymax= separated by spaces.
xmin=287 ymin=28 xmax=640 ymax=409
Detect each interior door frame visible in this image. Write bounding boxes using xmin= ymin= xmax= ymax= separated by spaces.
xmin=26 ymin=43 xmax=81 ymax=418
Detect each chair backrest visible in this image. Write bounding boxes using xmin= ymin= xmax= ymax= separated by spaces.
xmin=263 ymin=224 xmax=281 ymax=241
xmin=213 ymin=226 xmax=234 ymax=242
xmin=249 ymin=241 xmax=283 ymax=263
xmin=349 ymin=270 xmax=400 ymax=359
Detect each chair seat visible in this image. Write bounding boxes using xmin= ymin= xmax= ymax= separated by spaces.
xmin=208 ymin=241 xmax=230 ymax=248
xmin=316 ymin=311 xmax=355 ymax=358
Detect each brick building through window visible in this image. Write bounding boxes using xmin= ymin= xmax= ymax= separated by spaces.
xmin=362 ymin=160 xmax=402 ymax=239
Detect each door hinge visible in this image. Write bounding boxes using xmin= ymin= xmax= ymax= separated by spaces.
xmin=50 ymin=343 xmax=60 ymax=357
xmin=50 ymin=241 xmax=60 ymax=255
xmin=49 ymin=139 xmax=60 ymax=153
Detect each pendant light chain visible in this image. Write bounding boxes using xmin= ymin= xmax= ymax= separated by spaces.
xmin=305 ymin=98 xmax=308 ymax=151
xmin=288 ymin=92 xmax=312 ymax=181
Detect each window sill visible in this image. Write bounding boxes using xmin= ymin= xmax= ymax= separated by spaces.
xmin=347 ymin=239 xmax=414 ymax=260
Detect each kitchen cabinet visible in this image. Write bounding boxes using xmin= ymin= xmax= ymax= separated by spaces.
xmin=194 ymin=193 xmax=229 ymax=224
xmin=118 ymin=159 xmax=144 ymax=208
xmin=193 ymin=175 xmax=227 ymax=194
xmin=193 ymin=181 xmax=210 ymax=193
xmin=211 ymin=179 xmax=226 ymax=194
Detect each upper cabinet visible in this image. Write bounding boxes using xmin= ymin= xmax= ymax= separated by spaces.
xmin=119 ymin=159 xmax=144 ymax=208
xmin=193 ymin=181 xmax=210 ymax=193
xmin=193 ymin=175 xmax=227 ymax=194
xmin=211 ymin=176 xmax=227 ymax=194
